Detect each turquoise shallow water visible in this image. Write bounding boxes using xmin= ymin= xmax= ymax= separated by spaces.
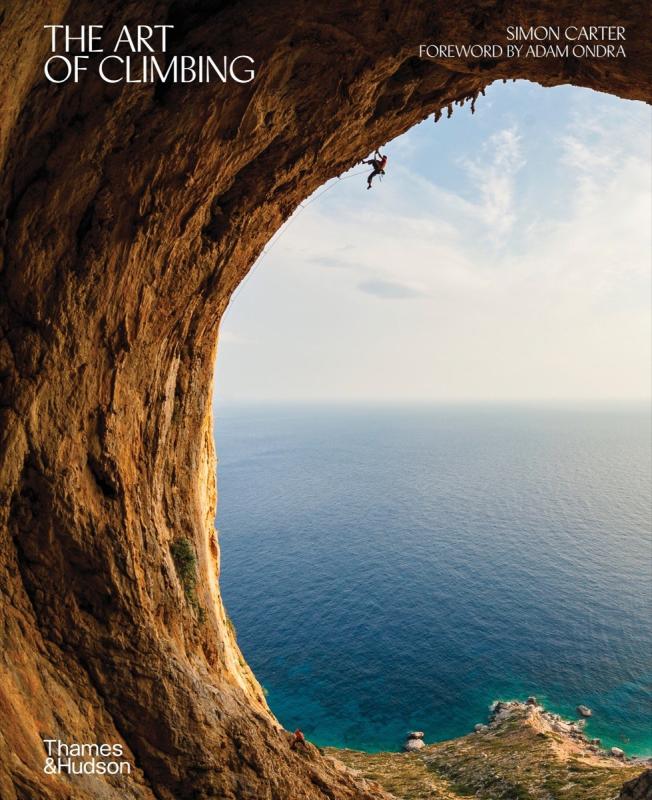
xmin=215 ymin=405 xmax=652 ymax=755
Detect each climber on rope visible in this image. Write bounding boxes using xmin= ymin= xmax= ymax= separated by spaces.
xmin=363 ymin=149 xmax=388 ymax=189
xmin=290 ymin=729 xmax=308 ymax=752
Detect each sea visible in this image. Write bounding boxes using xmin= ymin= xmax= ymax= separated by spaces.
xmin=214 ymin=404 xmax=652 ymax=756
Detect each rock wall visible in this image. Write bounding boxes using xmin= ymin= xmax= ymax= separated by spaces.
xmin=0 ymin=2 xmax=650 ymax=798
xmin=618 ymin=769 xmax=652 ymax=800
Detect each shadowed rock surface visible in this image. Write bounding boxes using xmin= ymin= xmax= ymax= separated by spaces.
xmin=0 ymin=2 xmax=650 ymax=798
xmin=617 ymin=770 xmax=652 ymax=800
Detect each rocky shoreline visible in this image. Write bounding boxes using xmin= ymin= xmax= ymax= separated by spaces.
xmin=483 ymin=699 xmax=652 ymax=767
xmin=333 ymin=698 xmax=650 ymax=800
xmin=399 ymin=697 xmax=652 ymax=766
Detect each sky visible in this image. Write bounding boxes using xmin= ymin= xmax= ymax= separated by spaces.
xmin=215 ymin=80 xmax=651 ymax=404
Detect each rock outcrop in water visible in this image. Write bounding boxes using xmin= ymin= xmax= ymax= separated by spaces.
xmin=0 ymin=1 xmax=650 ymax=798
xmin=334 ymin=702 xmax=650 ymax=800
xmin=403 ymin=733 xmax=425 ymax=752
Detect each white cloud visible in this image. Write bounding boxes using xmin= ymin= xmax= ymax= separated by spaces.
xmin=458 ymin=127 xmax=526 ymax=245
xmin=357 ymin=278 xmax=428 ymax=299
xmin=217 ymin=87 xmax=650 ymax=403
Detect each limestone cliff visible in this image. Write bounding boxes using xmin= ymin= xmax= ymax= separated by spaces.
xmin=0 ymin=2 xmax=650 ymax=798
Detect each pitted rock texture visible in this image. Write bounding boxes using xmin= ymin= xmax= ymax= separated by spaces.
xmin=0 ymin=2 xmax=650 ymax=798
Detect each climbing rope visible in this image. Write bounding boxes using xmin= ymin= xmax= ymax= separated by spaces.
xmin=222 ymin=168 xmax=370 ymax=317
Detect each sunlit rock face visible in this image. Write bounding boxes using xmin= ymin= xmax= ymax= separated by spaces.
xmin=0 ymin=2 xmax=649 ymax=798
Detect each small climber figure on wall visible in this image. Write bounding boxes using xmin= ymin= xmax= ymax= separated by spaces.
xmin=290 ymin=729 xmax=308 ymax=752
xmin=363 ymin=149 xmax=388 ymax=189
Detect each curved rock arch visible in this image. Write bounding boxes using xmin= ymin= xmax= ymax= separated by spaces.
xmin=0 ymin=2 xmax=650 ymax=798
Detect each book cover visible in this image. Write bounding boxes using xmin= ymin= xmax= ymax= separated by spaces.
xmin=0 ymin=3 xmax=650 ymax=799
